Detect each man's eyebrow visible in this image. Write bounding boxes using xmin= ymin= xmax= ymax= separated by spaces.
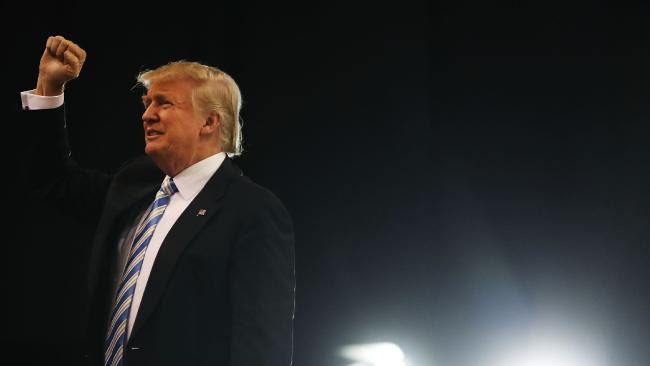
xmin=142 ymin=93 xmax=172 ymax=104
xmin=141 ymin=94 xmax=164 ymax=106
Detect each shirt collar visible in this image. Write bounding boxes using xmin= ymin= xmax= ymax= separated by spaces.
xmin=167 ymin=152 xmax=226 ymax=201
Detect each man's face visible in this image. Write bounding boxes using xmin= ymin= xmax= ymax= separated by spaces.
xmin=141 ymin=78 xmax=207 ymax=175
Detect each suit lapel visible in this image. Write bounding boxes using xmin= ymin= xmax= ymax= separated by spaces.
xmin=88 ymin=157 xmax=163 ymax=299
xmin=129 ymin=158 xmax=241 ymax=340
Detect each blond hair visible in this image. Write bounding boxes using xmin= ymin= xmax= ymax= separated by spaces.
xmin=137 ymin=61 xmax=243 ymax=157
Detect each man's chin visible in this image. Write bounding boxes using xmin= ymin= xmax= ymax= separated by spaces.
xmin=144 ymin=143 xmax=160 ymax=157
xmin=144 ymin=146 xmax=165 ymax=164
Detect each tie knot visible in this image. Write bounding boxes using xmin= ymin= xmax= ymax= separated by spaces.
xmin=161 ymin=176 xmax=178 ymax=196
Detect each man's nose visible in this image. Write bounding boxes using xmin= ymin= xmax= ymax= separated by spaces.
xmin=142 ymin=105 xmax=158 ymax=124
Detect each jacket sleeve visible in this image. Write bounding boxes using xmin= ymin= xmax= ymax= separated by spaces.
xmin=229 ymin=189 xmax=296 ymax=366
xmin=19 ymin=105 xmax=112 ymax=227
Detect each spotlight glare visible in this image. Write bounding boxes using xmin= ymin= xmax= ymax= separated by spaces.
xmin=339 ymin=342 xmax=407 ymax=366
xmin=488 ymin=328 xmax=607 ymax=366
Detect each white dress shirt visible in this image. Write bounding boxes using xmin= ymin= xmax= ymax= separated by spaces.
xmin=21 ymin=89 xmax=226 ymax=338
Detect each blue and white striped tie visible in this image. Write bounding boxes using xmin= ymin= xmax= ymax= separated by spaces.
xmin=104 ymin=176 xmax=178 ymax=366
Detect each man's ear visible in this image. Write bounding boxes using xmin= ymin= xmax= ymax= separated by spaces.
xmin=201 ymin=114 xmax=221 ymax=134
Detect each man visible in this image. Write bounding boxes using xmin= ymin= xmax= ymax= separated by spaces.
xmin=21 ymin=35 xmax=295 ymax=366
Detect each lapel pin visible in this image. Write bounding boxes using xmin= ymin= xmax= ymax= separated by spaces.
xmin=197 ymin=209 xmax=207 ymax=216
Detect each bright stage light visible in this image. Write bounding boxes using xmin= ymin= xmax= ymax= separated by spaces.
xmin=495 ymin=339 xmax=601 ymax=366
xmin=486 ymin=323 xmax=608 ymax=366
xmin=339 ymin=342 xmax=408 ymax=366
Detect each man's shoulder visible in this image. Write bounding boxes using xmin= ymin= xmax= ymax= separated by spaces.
xmin=106 ymin=155 xmax=163 ymax=200
xmin=225 ymin=162 xmax=288 ymax=214
xmin=113 ymin=155 xmax=163 ymax=184
xmin=230 ymin=174 xmax=284 ymax=206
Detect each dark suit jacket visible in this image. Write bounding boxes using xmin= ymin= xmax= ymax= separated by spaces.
xmin=22 ymin=106 xmax=295 ymax=366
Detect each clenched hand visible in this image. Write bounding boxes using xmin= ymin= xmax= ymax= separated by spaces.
xmin=36 ymin=35 xmax=87 ymax=96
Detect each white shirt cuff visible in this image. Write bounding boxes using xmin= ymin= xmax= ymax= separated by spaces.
xmin=20 ymin=89 xmax=64 ymax=110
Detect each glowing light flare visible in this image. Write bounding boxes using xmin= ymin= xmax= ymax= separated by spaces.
xmin=488 ymin=328 xmax=608 ymax=366
xmin=339 ymin=342 xmax=408 ymax=366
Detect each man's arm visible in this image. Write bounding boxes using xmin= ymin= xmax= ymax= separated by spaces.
xmin=20 ymin=36 xmax=109 ymax=227
xmin=230 ymin=189 xmax=296 ymax=366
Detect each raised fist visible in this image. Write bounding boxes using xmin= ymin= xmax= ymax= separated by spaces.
xmin=36 ymin=35 xmax=87 ymax=96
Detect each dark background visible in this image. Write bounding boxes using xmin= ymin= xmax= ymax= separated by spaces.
xmin=3 ymin=1 xmax=650 ymax=365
